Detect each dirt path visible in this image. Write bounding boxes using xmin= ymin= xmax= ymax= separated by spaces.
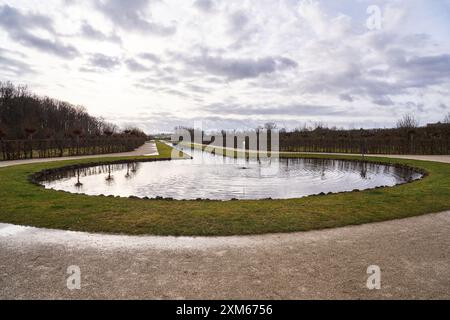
xmin=0 ymin=152 xmax=449 ymax=299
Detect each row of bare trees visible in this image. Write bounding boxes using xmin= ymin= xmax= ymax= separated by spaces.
xmin=0 ymin=138 xmax=146 ymax=160
xmin=0 ymin=82 xmax=148 ymax=160
xmin=175 ymin=115 xmax=450 ymax=155
xmin=279 ymin=114 xmax=450 ymax=155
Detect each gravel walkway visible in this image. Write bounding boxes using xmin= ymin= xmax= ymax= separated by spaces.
xmin=0 ymin=152 xmax=449 ymax=299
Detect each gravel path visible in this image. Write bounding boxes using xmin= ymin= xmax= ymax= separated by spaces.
xmin=0 ymin=151 xmax=449 ymax=299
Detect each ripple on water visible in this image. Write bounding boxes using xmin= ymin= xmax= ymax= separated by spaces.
xmin=40 ymin=148 xmax=422 ymax=200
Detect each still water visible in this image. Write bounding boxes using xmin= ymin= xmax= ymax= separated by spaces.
xmin=41 ymin=147 xmax=422 ymax=200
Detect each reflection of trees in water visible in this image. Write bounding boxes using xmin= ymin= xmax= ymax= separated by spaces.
xmin=75 ymin=168 xmax=83 ymax=187
xmin=41 ymin=162 xmax=141 ymax=184
xmin=360 ymin=162 xmax=367 ymax=179
xmin=125 ymin=162 xmax=139 ymax=179
xmin=321 ymin=168 xmax=326 ymax=180
xmin=105 ymin=165 xmax=113 ymax=182
xmin=125 ymin=163 xmax=131 ymax=178
xmin=284 ymin=158 xmax=419 ymax=182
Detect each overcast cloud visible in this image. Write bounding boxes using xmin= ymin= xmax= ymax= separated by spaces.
xmin=0 ymin=0 xmax=449 ymax=132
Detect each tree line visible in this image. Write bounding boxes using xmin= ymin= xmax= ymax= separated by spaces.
xmin=175 ymin=114 xmax=450 ymax=155
xmin=278 ymin=116 xmax=450 ymax=155
xmin=0 ymin=82 xmax=148 ymax=160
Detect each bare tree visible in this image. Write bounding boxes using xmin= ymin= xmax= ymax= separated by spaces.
xmin=264 ymin=122 xmax=277 ymax=131
xmin=397 ymin=113 xmax=419 ymax=129
xmin=313 ymin=122 xmax=328 ymax=130
xmin=444 ymin=113 xmax=450 ymax=124
xmin=103 ymin=124 xmax=118 ymax=136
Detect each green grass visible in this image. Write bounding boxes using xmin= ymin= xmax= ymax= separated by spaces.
xmin=0 ymin=141 xmax=450 ymax=236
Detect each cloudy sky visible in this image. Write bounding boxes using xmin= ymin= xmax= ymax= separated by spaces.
xmin=1 ymin=0 xmax=449 ymax=132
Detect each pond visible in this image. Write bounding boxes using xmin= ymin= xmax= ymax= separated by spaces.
xmin=40 ymin=147 xmax=423 ymax=200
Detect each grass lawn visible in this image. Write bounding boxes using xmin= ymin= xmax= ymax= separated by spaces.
xmin=0 ymin=141 xmax=449 ymax=236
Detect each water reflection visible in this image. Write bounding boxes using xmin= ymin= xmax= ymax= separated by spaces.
xmin=360 ymin=162 xmax=367 ymax=179
xmin=75 ymin=168 xmax=83 ymax=188
xmin=105 ymin=164 xmax=114 ymax=182
xmin=125 ymin=163 xmax=131 ymax=179
xmin=41 ymin=149 xmax=422 ymax=200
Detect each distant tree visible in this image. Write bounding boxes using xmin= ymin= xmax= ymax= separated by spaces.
xmin=313 ymin=122 xmax=328 ymax=130
xmin=444 ymin=113 xmax=450 ymax=124
xmin=264 ymin=122 xmax=277 ymax=131
xmin=103 ymin=124 xmax=118 ymax=137
xmin=396 ymin=113 xmax=419 ymax=129
xmin=129 ymin=127 xmax=147 ymax=138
